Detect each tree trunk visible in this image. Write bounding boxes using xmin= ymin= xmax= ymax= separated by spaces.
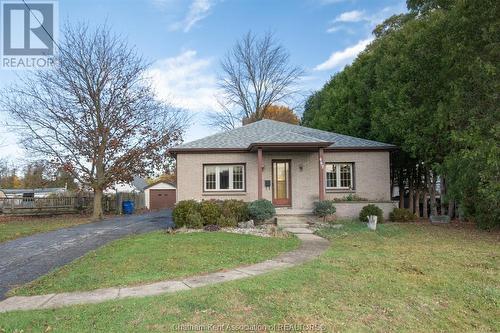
xmin=440 ymin=176 xmax=446 ymax=215
xmin=409 ymin=183 xmax=415 ymax=214
xmin=93 ymin=188 xmax=104 ymax=220
xmin=422 ymin=193 xmax=429 ymax=219
xmin=415 ymin=189 xmax=421 ymax=218
xmin=429 ymin=173 xmax=438 ymax=216
xmin=448 ymin=200 xmax=455 ymax=219
xmin=398 ymin=168 xmax=405 ymax=209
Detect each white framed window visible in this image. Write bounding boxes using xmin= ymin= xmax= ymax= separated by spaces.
xmin=325 ymin=163 xmax=353 ymax=189
xmin=204 ymin=164 xmax=245 ymax=191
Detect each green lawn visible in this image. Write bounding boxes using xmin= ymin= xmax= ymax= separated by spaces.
xmin=0 ymin=215 xmax=93 ymax=243
xmin=1 ymin=223 xmax=498 ymax=332
xmin=10 ymin=231 xmax=299 ymax=296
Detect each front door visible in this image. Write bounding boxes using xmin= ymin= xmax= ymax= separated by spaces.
xmin=272 ymin=160 xmax=291 ymax=206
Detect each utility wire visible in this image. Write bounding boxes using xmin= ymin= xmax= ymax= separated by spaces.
xmin=22 ymin=0 xmax=61 ymax=52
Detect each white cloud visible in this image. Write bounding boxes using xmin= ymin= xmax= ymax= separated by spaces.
xmin=326 ymin=5 xmax=406 ymax=34
xmin=314 ymin=38 xmax=373 ymax=71
xmin=147 ymin=50 xmax=220 ymax=112
xmin=326 ymin=25 xmax=355 ymax=34
xmin=169 ymin=0 xmax=215 ymax=32
xmin=333 ymin=10 xmax=365 ymax=23
xmin=327 ymin=10 xmax=369 ymax=33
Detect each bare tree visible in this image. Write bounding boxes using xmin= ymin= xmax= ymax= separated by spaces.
xmin=0 ymin=158 xmax=9 ymax=185
xmin=206 ymin=99 xmax=241 ymax=131
xmin=1 ymin=24 xmax=187 ymax=219
xmin=208 ymin=32 xmax=303 ymax=130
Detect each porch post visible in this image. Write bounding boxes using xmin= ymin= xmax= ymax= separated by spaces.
xmin=257 ymin=147 xmax=263 ymax=199
xmin=319 ymin=148 xmax=325 ymax=200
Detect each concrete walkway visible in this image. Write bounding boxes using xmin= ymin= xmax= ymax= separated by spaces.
xmin=0 ymin=228 xmax=329 ymax=313
xmin=0 ymin=210 xmax=173 ymax=300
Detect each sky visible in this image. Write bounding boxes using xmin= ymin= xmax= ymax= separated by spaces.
xmin=0 ymin=0 xmax=407 ymax=162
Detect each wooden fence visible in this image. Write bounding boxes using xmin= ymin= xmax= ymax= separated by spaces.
xmin=0 ymin=193 xmax=145 ymax=216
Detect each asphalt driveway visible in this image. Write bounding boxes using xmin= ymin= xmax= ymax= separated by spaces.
xmin=0 ymin=210 xmax=173 ymax=300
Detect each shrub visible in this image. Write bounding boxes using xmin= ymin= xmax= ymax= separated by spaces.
xmin=216 ymin=215 xmax=238 ymax=228
xmin=313 ymin=200 xmax=336 ymax=218
xmin=199 ymin=200 xmax=222 ymax=225
xmin=220 ymin=199 xmax=249 ymax=222
xmin=248 ymin=199 xmax=276 ymax=222
xmin=359 ymin=204 xmax=384 ymax=223
xmin=389 ymin=208 xmax=416 ymax=222
xmin=172 ymin=200 xmax=200 ymax=227
xmin=266 ymin=225 xmax=290 ymax=238
xmin=185 ymin=212 xmax=204 ymax=228
xmin=333 ymin=194 xmax=368 ymax=202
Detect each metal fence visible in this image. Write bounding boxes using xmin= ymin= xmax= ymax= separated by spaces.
xmin=0 ymin=193 xmax=145 ymax=216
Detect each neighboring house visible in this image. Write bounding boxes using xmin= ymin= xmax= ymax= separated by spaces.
xmin=144 ymin=181 xmax=176 ymax=210
xmin=170 ymin=119 xmax=398 ymax=218
xmin=104 ymin=176 xmax=148 ymax=194
xmin=0 ymin=187 xmax=67 ymax=198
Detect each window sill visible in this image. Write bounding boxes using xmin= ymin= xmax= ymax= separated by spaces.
xmin=326 ymin=189 xmax=356 ymax=193
xmin=202 ymin=192 xmax=247 ymax=196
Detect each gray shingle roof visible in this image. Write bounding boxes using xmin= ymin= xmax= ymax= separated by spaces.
xmin=172 ymin=119 xmax=396 ymax=150
xmin=253 ymin=132 xmax=329 ymax=144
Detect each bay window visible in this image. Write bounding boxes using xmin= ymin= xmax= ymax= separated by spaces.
xmin=204 ymin=164 xmax=245 ymax=191
xmin=325 ymin=163 xmax=354 ymax=190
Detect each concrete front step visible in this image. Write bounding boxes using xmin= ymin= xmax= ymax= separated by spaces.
xmin=275 ymin=208 xmax=313 ymax=216
xmin=277 ymin=215 xmax=313 ymax=220
xmin=276 ymin=214 xmax=314 ymax=218
xmin=276 ymin=215 xmax=315 ymax=229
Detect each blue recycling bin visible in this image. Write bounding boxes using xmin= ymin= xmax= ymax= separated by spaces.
xmin=122 ymin=200 xmax=134 ymax=214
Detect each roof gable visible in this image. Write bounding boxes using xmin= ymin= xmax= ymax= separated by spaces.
xmin=143 ymin=181 xmax=176 ymax=190
xmin=172 ymin=119 xmax=396 ymax=151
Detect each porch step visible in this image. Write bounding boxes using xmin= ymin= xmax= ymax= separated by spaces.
xmin=275 ymin=208 xmax=313 ymax=216
xmin=276 ymin=215 xmax=313 ymax=229
xmin=276 ymin=214 xmax=314 ymax=219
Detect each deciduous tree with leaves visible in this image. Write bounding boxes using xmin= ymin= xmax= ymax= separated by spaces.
xmin=244 ymin=104 xmax=300 ymax=125
xmin=1 ymin=24 xmax=187 ymax=219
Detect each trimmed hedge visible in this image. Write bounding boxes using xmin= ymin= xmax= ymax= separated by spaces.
xmin=248 ymin=199 xmax=276 ymax=222
xmin=359 ymin=204 xmax=384 ymax=223
xmin=185 ymin=212 xmax=204 ymax=228
xmin=313 ymin=200 xmax=336 ymax=217
xmin=172 ymin=200 xmax=200 ymax=228
xmin=173 ymin=199 xmax=251 ymax=229
xmin=216 ymin=215 xmax=238 ymax=227
xmin=199 ymin=200 xmax=221 ymax=225
xmin=389 ymin=208 xmax=416 ymax=222
xmin=220 ymin=199 xmax=249 ymax=222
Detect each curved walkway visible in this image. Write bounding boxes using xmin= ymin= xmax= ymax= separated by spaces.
xmin=0 ymin=230 xmax=329 ymax=313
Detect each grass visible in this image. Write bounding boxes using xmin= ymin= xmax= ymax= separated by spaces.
xmin=0 ymin=215 xmax=93 ymax=243
xmin=10 ymin=231 xmax=299 ymax=296
xmin=1 ymin=222 xmax=498 ymax=332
